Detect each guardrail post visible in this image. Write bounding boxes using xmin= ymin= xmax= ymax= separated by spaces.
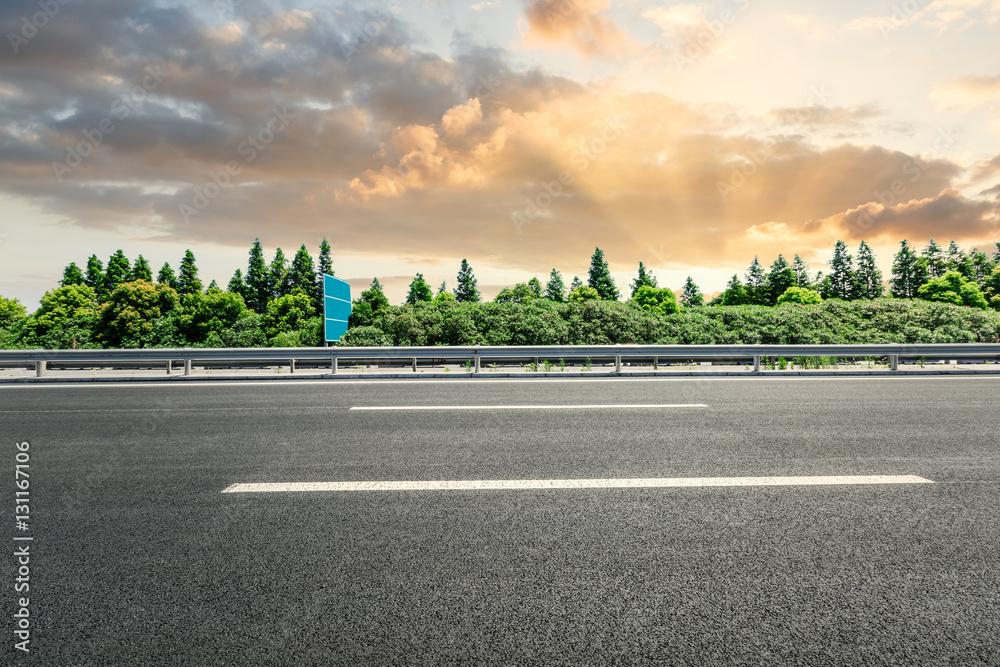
xmin=331 ymin=357 xmax=338 ymax=374
xmin=166 ymin=360 xmax=172 ymax=375
xmin=35 ymin=360 xmax=46 ymax=377
xmin=184 ymin=359 xmax=192 ymax=376
xmin=412 ymin=357 xmax=417 ymax=372
xmin=290 ymin=359 xmax=296 ymax=374
xmin=474 ymin=355 xmax=481 ymax=374
xmin=889 ymin=355 xmax=898 ymax=371
xmin=753 ymin=356 xmax=761 ymax=372
xmin=653 ymin=356 xmax=659 ymax=371
xmin=615 ymin=355 xmax=622 ymax=373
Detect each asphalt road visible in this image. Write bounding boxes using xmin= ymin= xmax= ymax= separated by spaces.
xmin=2 ymin=376 xmax=999 ymax=665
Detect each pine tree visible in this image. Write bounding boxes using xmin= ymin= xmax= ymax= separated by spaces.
xmin=227 ymin=269 xmax=246 ymax=298
xmin=827 ymin=240 xmax=855 ymax=300
xmin=587 ymin=247 xmax=619 ymax=300
xmin=890 ymin=240 xmax=925 ymax=298
xmin=946 ymin=240 xmax=964 ymax=272
xmin=765 ymin=255 xmax=795 ymax=304
xmin=85 ymin=255 xmax=105 ymax=296
xmin=177 ymin=250 xmax=202 ymax=296
xmin=132 ymin=255 xmax=152 ymax=282
xmin=105 ymin=250 xmax=131 ymax=293
xmin=966 ymin=249 xmax=996 ymax=284
xmin=406 ymin=273 xmax=433 ymax=304
xmin=681 ymin=276 xmax=704 ymax=307
xmin=61 ymin=262 xmax=85 ymax=287
xmin=437 ymin=281 xmax=447 ymax=295
xmin=207 ymin=279 xmax=219 ymax=291
xmin=316 ymin=238 xmax=333 ymax=306
xmin=630 ymin=261 xmax=658 ymax=298
xmin=157 ymin=262 xmax=179 ymax=290
xmin=454 ymin=259 xmax=481 ymax=302
xmin=289 ymin=244 xmax=317 ymax=305
xmin=245 ymin=238 xmax=270 ymax=313
xmin=528 ymin=276 xmax=542 ymax=299
xmin=721 ymin=275 xmax=749 ymax=305
xmin=570 ymin=276 xmax=583 ymax=292
xmin=545 ymin=269 xmax=565 ymax=302
xmin=792 ymin=255 xmax=811 ymax=288
xmin=363 ymin=278 xmax=390 ymax=312
xmin=854 ymin=241 xmax=883 ymax=299
xmin=745 ymin=256 xmax=767 ymax=304
xmin=269 ymin=248 xmax=290 ymax=299
xmin=922 ymin=238 xmax=945 ymax=278
xmin=994 ymin=241 xmax=1000 ymax=264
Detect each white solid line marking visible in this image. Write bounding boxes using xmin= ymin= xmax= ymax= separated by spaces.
xmin=350 ymin=403 xmax=708 ymax=411
xmin=222 ymin=475 xmax=934 ymax=493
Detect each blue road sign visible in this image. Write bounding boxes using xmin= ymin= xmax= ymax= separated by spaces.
xmin=323 ymin=274 xmax=352 ymax=341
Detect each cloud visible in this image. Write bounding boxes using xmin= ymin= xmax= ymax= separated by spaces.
xmin=643 ymin=4 xmax=739 ymax=62
xmin=0 ymin=0 xmax=995 ymax=285
xmin=842 ymin=0 xmax=1000 ymax=35
xmin=930 ymin=75 xmax=1000 ymax=108
xmin=765 ymin=104 xmax=882 ymax=128
xmin=521 ymin=0 xmax=632 ymax=57
xmin=796 ymin=189 xmax=999 ymax=245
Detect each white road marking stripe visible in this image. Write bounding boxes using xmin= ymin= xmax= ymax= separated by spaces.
xmin=222 ymin=475 xmax=934 ymax=493
xmin=350 ymin=403 xmax=708 ymax=411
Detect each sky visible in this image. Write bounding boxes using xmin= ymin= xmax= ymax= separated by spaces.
xmin=1 ymin=0 xmax=999 ymax=309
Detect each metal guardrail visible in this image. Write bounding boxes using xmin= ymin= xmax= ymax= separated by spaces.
xmin=2 ymin=344 xmax=1000 ymax=377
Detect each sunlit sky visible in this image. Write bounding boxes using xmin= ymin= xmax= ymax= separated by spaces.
xmin=2 ymin=0 xmax=999 ymax=308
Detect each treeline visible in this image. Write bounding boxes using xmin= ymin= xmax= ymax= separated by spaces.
xmin=0 ymin=239 xmax=332 ymax=349
xmin=1 ymin=237 xmax=1000 ymax=350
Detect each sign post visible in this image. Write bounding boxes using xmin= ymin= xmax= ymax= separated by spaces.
xmin=323 ymin=274 xmax=352 ymax=343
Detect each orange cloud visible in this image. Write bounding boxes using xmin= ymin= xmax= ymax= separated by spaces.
xmin=522 ymin=0 xmax=632 ymax=57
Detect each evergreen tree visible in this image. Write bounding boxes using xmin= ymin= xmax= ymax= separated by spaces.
xmin=132 ymin=255 xmax=152 ymax=282
xmin=744 ymin=256 xmax=767 ymax=304
xmin=630 ymin=261 xmax=658 ymax=298
xmin=681 ymin=276 xmax=704 ymax=307
xmin=363 ymin=278 xmax=390 ymax=312
xmin=721 ymin=275 xmax=749 ymax=305
xmin=922 ymin=238 xmax=946 ymax=278
xmin=890 ymin=240 xmax=925 ymax=298
xmin=289 ymin=244 xmax=317 ymax=305
xmin=454 ymin=259 xmax=481 ymax=302
xmin=105 ymin=250 xmax=131 ymax=292
xmin=570 ymin=276 xmax=583 ymax=292
xmin=545 ymin=269 xmax=566 ymax=302
xmin=177 ymin=250 xmax=202 ymax=296
xmin=61 ymin=262 xmax=85 ymax=287
xmin=316 ymin=238 xmax=333 ymax=306
xmin=826 ymin=241 xmax=855 ymax=299
xmin=85 ymin=255 xmax=105 ymax=296
xmin=269 ymin=248 xmax=290 ymax=299
xmin=792 ymin=255 xmax=811 ymax=288
xmin=406 ymin=273 xmax=433 ymax=304
xmin=854 ymin=241 xmax=883 ymax=299
xmin=207 ymin=279 xmax=219 ymax=291
xmin=765 ymin=255 xmax=795 ymax=304
xmin=527 ymin=276 xmax=542 ymax=299
xmin=966 ymin=249 xmax=996 ymax=284
xmin=994 ymin=241 xmax=1000 ymax=264
xmin=587 ymin=247 xmax=619 ymax=300
xmin=245 ymin=238 xmax=270 ymax=313
xmin=227 ymin=269 xmax=246 ymax=298
xmin=437 ymin=281 xmax=447 ymax=295
xmin=946 ymin=240 xmax=964 ymax=272
xmin=157 ymin=262 xmax=178 ymax=290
